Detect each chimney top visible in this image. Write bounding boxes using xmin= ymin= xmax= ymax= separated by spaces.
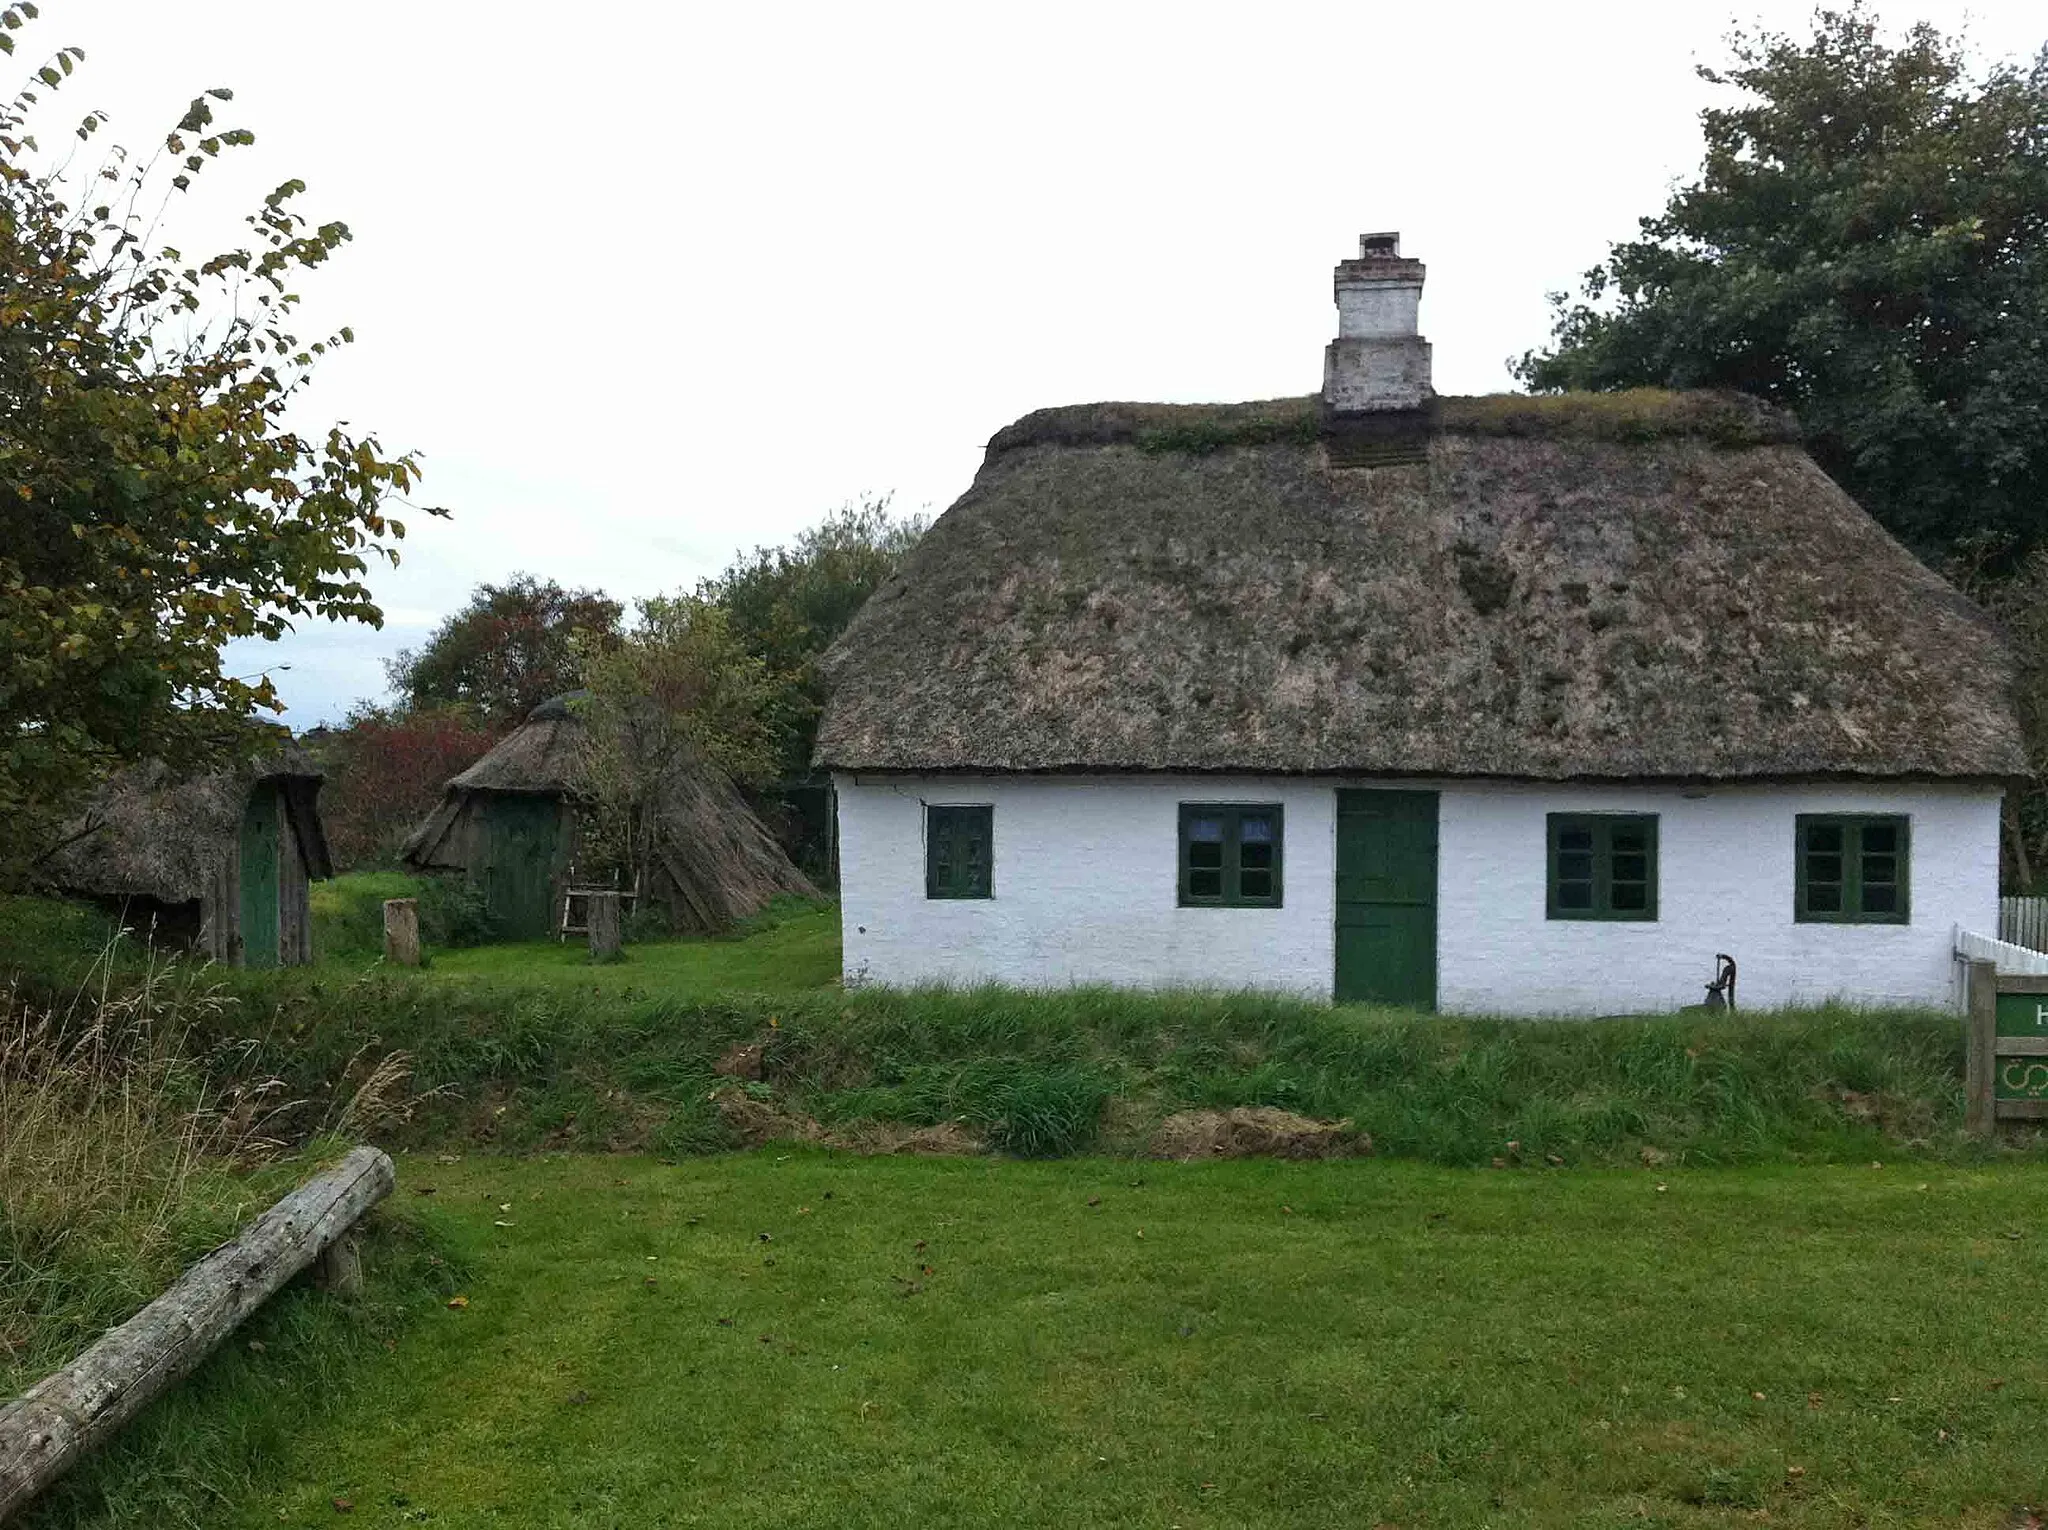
xmin=1323 ymin=231 xmax=1432 ymax=416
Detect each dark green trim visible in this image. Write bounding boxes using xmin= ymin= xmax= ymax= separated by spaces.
xmin=1795 ymin=814 xmax=1910 ymax=924
xmin=925 ymin=804 xmax=993 ymax=899
xmin=1178 ymin=803 xmax=1284 ymax=908
xmin=1546 ymin=813 xmax=1659 ymax=922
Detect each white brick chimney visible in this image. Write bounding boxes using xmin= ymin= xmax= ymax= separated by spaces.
xmin=1322 ymin=232 xmax=1432 ymax=414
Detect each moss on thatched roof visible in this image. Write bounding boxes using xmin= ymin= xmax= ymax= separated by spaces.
xmin=43 ymin=746 xmax=330 ymax=903
xmin=817 ymin=395 xmax=2022 ymax=781
xmin=986 ymin=389 xmax=1801 ymax=459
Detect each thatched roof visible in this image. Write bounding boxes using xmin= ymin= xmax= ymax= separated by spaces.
xmin=816 ymin=391 xmax=2025 ymax=782
xmin=445 ymin=690 xmax=588 ymax=796
xmin=399 ymin=693 xmax=815 ymax=927
xmin=42 ymin=745 xmax=331 ymax=904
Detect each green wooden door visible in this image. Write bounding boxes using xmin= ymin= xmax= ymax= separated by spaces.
xmin=1334 ymin=790 xmax=1438 ymax=1008
xmin=481 ymin=795 xmax=560 ymax=940
xmin=238 ymin=782 xmax=282 ymax=969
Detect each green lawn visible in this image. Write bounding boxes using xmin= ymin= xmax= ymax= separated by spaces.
xmin=57 ymin=1152 xmax=2048 ymax=1529
xmin=306 ymin=871 xmax=842 ymax=996
xmin=411 ymin=904 xmax=839 ymax=995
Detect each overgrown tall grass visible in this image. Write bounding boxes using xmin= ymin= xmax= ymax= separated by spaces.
xmin=0 ymin=939 xmax=417 ymax=1397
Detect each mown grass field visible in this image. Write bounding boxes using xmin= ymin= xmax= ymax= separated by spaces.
xmin=306 ymin=872 xmax=842 ymax=994
xmin=9 ymin=889 xmax=2048 ymax=1527
xmin=27 ymin=1151 xmax=2048 ymax=1529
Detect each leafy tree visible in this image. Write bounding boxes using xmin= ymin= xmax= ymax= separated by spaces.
xmin=386 ymin=575 xmax=622 ymax=726
xmin=574 ymin=596 xmax=779 ymax=890
xmin=310 ymin=703 xmax=503 ymax=870
xmin=1517 ymin=9 xmax=2048 ymax=560
xmin=0 ymin=6 xmax=434 ymax=875
xmin=700 ymin=495 xmax=927 ymax=782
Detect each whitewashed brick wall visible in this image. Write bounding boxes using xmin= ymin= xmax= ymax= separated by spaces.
xmin=833 ymin=773 xmax=2000 ymax=1014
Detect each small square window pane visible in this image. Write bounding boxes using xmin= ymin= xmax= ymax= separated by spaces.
xmin=1559 ymin=827 xmax=1594 ymax=853
xmin=1611 ymin=882 xmax=1647 ymax=911
xmin=1807 ymin=824 xmax=1843 ymax=854
xmin=1240 ymin=841 xmax=1273 ymax=871
xmin=1239 ymin=816 xmax=1274 ymax=844
xmin=1806 ymin=883 xmax=1842 ymax=913
xmin=1611 ymin=828 xmax=1646 ymax=854
xmin=1188 ymin=869 xmax=1222 ymax=898
xmin=1240 ymin=869 xmax=1273 ymax=899
xmin=1189 ymin=841 xmax=1223 ymax=869
xmin=1862 ymin=854 xmax=1895 ymax=885
xmin=1188 ymin=817 xmax=1224 ymax=843
xmin=1557 ymin=851 xmax=1594 ymax=881
xmin=1806 ymin=853 xmax=1841 ymax=883
xmin=1862 ymin=884 xmax=1898 ymax=914
xmin=1862 ymin=823 xmax=1897 ymax=854
xmin=1556 ymin=881 xmax=1594 ymax=910
xmin=1612 ymin=853 xmax=1647 ymax=882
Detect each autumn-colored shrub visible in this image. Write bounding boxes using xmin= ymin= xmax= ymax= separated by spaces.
xmin=312 ymin=706 xmax=503 ymax=871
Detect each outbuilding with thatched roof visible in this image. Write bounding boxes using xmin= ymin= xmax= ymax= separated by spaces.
xmin=401 ymin=692 xmax=813 ymax=939
xmin=43 ymin=745 xmax=334 ymax=967
xmin=816 ymin=234 xmax=2024 ymax=1014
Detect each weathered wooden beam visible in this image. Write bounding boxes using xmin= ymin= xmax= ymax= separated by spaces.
xmin=0 ymin=1146 xmax=394 ymax=1523
xmin=1967 ymin=959 xmax=1998 ymax=1139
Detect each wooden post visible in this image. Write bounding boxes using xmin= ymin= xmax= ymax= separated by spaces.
xmin=1966 ymin=958 xmax=1998 ymax=1139
xmin=383 ymin=897 xmax=421 ymax=967
xmin=0 ymin=1147 xmax=394 ymax=1521
xmin=315 ymin=1234 xmax=363 ymax=1299
xmin=587 ymin=890 xmax=622 ymax=961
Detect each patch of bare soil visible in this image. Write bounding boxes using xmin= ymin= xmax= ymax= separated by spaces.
xmin=712 ymin=1042 xmax=765 ymax=1081
xmin=710 ymin=1087 xmax=983 ymax=1156
xmin=1148 ymin=1107 xmax=1370 ymax=1161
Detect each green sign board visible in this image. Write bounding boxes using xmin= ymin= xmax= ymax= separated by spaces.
xmin=1993 ymin=993 xmax=2048 ymax=1101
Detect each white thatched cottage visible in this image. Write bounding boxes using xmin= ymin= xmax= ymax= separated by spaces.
xmin=815 ymin=235 xmax=2025 ymax=1014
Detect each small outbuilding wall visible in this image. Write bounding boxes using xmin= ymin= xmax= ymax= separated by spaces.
xmin=45 ymin=757 xmax=332 ymax=968
xmin=833 ymin=773 xmax=2000 ymax=1014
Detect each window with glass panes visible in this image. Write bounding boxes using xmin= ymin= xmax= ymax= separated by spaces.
xmin=1546 ymin=814 xmax=1658 ymax=920
xmin=1178 ymin=804 xmax=1283 ymax=907
xmin=1796 ymin=815 xmax=1908 ymax=923
xmin=925 ymin=805 xmax=992 ymax=899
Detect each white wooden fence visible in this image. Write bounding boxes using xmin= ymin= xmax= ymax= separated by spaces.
xmin=1958 ymin=926 xmax=2048 ymax=976
xmin=1999 ymin=896 xmax=2048 ymax=954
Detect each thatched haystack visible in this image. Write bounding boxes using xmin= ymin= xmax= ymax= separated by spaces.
xmin=42 ymin=746 xmax=333 ymax=967
xmin=816 ymin=390 xmax=2024 ymax=782
xmin=400 ymin=693 xmax=814 ymax=938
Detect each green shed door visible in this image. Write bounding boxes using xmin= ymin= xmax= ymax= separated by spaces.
xmin=238 ymin=782 xmax=282 ymax=969
xmin=1334 ymin=790 xmax=1438 ymax=1008
xmin=481 ymin=795 xmax=560 ymax=940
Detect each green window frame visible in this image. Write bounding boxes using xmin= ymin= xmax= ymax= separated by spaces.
xmin=1178 ymin=803 xmax=1284 ymax=908
xmin=926 ymin=805 xmax=993 ymax=899
xmin=1546 ymin=813 xmax=1658 ymax=921
xmin=1796 ymin=814 xmax=1909 ymax=924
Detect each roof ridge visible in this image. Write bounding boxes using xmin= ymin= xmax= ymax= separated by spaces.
xmin=984 ymin=389 xmax=1801 ymax=460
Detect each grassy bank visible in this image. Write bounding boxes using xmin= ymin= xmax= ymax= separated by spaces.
xmin=0 ymin=893 xmax=2001 ymax=1167
xmin=135 ymin=1150 xmax=2048 ymax=1529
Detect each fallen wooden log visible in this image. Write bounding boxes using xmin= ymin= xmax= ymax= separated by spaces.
xmin=0 ymin=1145 xmax=395 ymax=1524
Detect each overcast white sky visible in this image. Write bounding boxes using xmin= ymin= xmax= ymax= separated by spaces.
xmin=39 ymin=1 xmax=2048 ymax=725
